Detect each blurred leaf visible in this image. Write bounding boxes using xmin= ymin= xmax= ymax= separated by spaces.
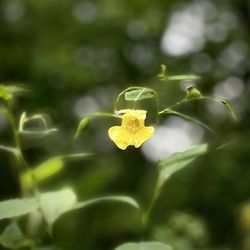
xmin=124 ymin=88 xmax=155 ymax=101
xmin=21 ymin=153 xmax=92 ymax=189
xmin=52 ymin=195 xmax=141 ymax=226
xmin=0 ymin=198 xmax=38 ymax=220
xmin=157 ymin=64 xmax=200 ymax=81
xmin=61 ymin=152 xmax=94 ymax=161
xmin=74 ymin=117 xmax=90 ymax=139
xmin=21 ymin=157 xmax=64 ymax=189
xmin=159 ymin=109 xmax=213 ymax=133
xmin=0 ymin=145 xmax=18 ymax=155
xmin=167 ymin=75 xmax=200 ymax=81
xmin=0 ymin=84 xmax=30 ymax=101
xmin=40 ymin=188 xmax=77 ymax=225
xmin=158 ymin=144 xmax=208 ymax=187
xmin=0 ymin=223 xmax=24 ymax=249
xmin=0 ymin=85 xmax=12 ymax=101
xmin=115 ymin=241 xmax=172 ymax=250
xmin=4 ymin=84 xmax=30 ymax=96
xmin=75 ymin=196 xmax=141 ymax=211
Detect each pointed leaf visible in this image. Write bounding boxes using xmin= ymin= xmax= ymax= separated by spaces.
xmin=166 ymin=75 xmax=200 ymax=81
xmin=74 ymin=117 xmax=90 ymax=139
xmin=0 ymin=198 xmax=38 ymax=220
xmin=158 ymin=144 xmax=208 ymax=186
xmin=61 ymin=152 xmax=94 ymax=161
xmin=21 ymin=157 xmax=64 ymax=189
xmin=115 ymin=242 xmax=172 ymax=250
xmin=52 ymin=195 xmax=141 ymax=225
xmin=0 ymin=223 xmax=24 ymax=249
xmin=4 ymin=85 xmax=30 ymax=96
xmin=75 ymin=196 xmax=141 ymax=211
xmin=39 ymin=188 xmax=77 ymax=225
xmin=21 ymin=153 xmax=92 ymax=190
xmin=0 ymin=85 xmax=12 ymax=101
xmin=125 ymin=88 xmax=155 ymax=101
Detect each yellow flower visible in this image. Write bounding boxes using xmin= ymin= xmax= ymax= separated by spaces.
xmin=108 ymin=109 xmax=154 ymax=150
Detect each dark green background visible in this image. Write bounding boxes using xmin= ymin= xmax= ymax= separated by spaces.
xmin=0 ymin=0 xmax=249 ymax=249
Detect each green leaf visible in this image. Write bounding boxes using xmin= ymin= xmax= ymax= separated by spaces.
xmin=0 ymin=145 xmax=18 ymax=155
xmin=74 ymin=116 xmax=90 ymax=139
xmin=0 ymin=198 xmax=39 ymax=220
xmin=0 ymin=223 xmax=24 ymax=249
xmin=124 ymin=88 xmax=155 ymax=101
xmin=61 ymin=152 xmax=94 ymax=161
xmin=166 ymin=75 xmax=200 ymax=81
xmin=21 ymin=153 xmax=92 ymax=189
xmin=39 ymin=188 xmax=77 ymax=225
xmin=0 ymin=223 xmax=34 ymax=249
xmin=75 ymin=195 xmax=141 ymax=211
xmin=0 ymin=85 xmax=12 ymax=101
xmin=52 ymin=195 xmax=141 ymax=226
xmin=115 ymin=242 xmax=172 ymax=250
xmin=0 ymin=84 xmax=30 ymax=101
xmin=21 ymin=157 xmax=64 ymax=189
xmin=158 ymin=144 xmax=208 ymax=187
xmin=159 ymin=109 xmax=213 ymax=133
xmin=4 ymin=84 xmax=30 ymax=96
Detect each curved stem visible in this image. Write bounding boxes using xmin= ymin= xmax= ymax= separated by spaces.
xmin=91 ymin=112 xmax=121 ymax=119
xmin=162 ymin=96 xmax=236 ymax=121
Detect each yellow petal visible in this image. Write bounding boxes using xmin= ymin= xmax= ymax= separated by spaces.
xmin=108 ymin=126 xmax=132 ymax=150
xmin=133 ymin=126 xmax=154 ymax=148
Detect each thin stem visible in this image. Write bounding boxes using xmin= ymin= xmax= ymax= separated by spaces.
xmin=2 ymin=108 xmax=20 ymax=148
xmin=91 ymin=112 xmax=121 ymax=119
xmin=142 ymin=181 xmax=162 ymax=226
xmin=166 ymin=98 xmax=188 ymax=110
xmin=163 ymin=96 xmax=236 ymax=121
xmin=1 ymin=107 xmax=38 ymax=194
xmin=158 ymin=109 xmax=214 ymax=133
xmin=2 ymin=107 xmax=55 ymax=246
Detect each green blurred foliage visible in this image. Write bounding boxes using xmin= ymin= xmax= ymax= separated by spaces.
xmin=0 ymin=0 xmax=250 ymax=249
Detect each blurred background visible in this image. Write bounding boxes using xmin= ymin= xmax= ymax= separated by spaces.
xmin=0 ymin=0 xmax=250 ymax=249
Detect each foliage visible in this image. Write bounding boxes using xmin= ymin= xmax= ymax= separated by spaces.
xmin=0 ymin=0 xmax=248 ymax=249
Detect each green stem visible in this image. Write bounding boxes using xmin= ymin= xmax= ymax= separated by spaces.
xmin=2 ymin=107 xmax=55 ymax=246
xmin=91 ymin=112 xmax=121 ymax=119
xmin=2 ymin=107 xmax=39 ymax=195
xmin=158 ymin=109 xmax=214 ymax=133
xmin=166 ymin=96 xmax=236 ymax=121
xmin=142 ymin=181 xmax=162 ymax=226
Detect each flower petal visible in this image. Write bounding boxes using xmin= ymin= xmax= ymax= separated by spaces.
xmin=108 ymin=126 xmax=132 ymax=150
xmin=133 ymin=126 xmax=154 ymax=148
